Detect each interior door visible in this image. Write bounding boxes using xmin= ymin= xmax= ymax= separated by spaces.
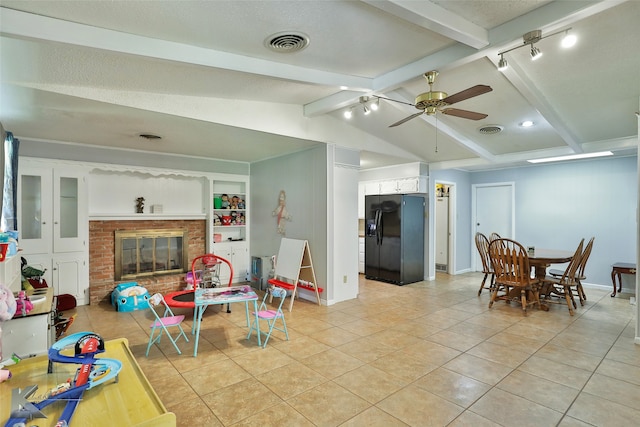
xmin=473 ymin=183 xmax=514 ymax=271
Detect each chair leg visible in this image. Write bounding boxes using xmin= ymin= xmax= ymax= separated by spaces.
xmin=478 ymin=273 xmax=488 ymax=296
xmin=520 ymin=289 xmax=528 ymax=315
xmin=564 ymin=286 xmax=574 ymax=316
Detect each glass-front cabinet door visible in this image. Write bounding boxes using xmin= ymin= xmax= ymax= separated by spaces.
xmin=19 ymin=167 xmax=53 ymax=254
xmin=53 ymin=170 xmax=86 ymax=253
xmin=19 ymin=167 xmax=86 ymax=254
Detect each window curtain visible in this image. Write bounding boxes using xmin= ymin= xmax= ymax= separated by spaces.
xmin=2 ymin=131 xmax=19 ymax=231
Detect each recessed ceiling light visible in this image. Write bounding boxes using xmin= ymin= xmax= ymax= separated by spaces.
xmin=340 ymin=86 xmax=348 ymax=90
xmin=520 ymin=120 xmax=534 ymax=127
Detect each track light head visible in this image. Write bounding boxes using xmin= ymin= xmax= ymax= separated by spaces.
xmin=498 ymin=55 xmax=508 ymax=71
xmin=530 ymin=45 xmax=542 ymax=60
xmin=370 ymin=97 xmax=379 ymax=111
xmin=561 ymin=30 xmax=577 ymax=48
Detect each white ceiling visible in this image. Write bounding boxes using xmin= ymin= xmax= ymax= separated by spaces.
xmin=1 ymin=0 xmax=638 ymax=171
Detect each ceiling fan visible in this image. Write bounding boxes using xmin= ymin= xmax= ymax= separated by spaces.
xmin=385 ymin=70 xmax=492 ymax=128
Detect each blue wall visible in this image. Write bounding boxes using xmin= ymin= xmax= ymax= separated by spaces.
xmin=434 ymin=156 xmax=637 ymax=287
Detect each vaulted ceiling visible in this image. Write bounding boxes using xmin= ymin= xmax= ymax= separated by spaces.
xmin=1 ymin=1 xmax=638 ymax=171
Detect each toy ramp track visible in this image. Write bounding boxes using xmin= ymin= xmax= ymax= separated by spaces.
xmin=5 ymin=331 xmax=122 ymax=427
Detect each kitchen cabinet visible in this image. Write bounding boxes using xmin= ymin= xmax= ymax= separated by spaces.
xmin=18 ymin=159 xmax=89 ymax=304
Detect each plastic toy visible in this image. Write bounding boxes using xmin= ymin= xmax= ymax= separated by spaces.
xmin=16 ymin=291 xmax=34 ymax=316
xmin=4 ymin=331 xmax=122 ymax=427
xmin=110 ymin=282 xmax=150 ymax=312
xmin=0 ymin=369 xmax=10 ymax=382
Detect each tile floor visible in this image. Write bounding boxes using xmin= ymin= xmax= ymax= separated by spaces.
xmin=68 ymin=273 xmax=640 ymax=426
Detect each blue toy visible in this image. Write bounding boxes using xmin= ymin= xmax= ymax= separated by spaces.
xmin=4 ymin=331 xmax=122 ymax=427
xmin=111 ymin=282 xmax=150 ymax=312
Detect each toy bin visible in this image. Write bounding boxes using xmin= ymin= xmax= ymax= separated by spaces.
xmin=111 ymin=282 xmax=151 ymax=312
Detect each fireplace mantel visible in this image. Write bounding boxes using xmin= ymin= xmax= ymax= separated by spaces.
xmin=89 ymin=213 xmax=206 ymax=221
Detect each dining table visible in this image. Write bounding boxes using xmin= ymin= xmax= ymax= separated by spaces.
xmin=527 ymin=248 xmax=574 ymax=307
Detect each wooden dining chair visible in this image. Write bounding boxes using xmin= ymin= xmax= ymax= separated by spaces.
xmin=475 ymin=232 xmax=495 ymax=296
xmin=488 ymin=238 xmax=540 ymax=315
xmin=541 ymin=239 xmax=584 ymax=316
xmin=548 ymin=237 xmax=593 ymax=305
xmin=489 ymin=232 xmax=502 ymax=241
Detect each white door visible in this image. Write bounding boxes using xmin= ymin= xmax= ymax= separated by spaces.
xmin=53 ymin=170 xmax=87 ymax=253
xmin=473 ymin=183 xmax=514 ymax=271
xmin=18 ymin=167 xmax=53 ymax=254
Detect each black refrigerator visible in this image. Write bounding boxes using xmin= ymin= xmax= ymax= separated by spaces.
xmin=364 ymin=194 xmax=425 ymax=285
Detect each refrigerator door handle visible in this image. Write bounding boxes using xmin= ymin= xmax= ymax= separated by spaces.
xmin=376 ymin=209 xmax=382 ymax=245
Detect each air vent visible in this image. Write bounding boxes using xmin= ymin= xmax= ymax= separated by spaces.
xmin=478 ymin=125 xmax=503 ymax=135
xmin=139 ymin=133 xmax=162 ymax=140
xmin=265 ymin=32 xmax=310 ymax=53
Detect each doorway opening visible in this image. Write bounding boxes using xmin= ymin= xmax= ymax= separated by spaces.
xmin=434 ymin=181 xmax=455 ymax=275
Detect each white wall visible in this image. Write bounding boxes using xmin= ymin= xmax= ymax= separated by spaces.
xmin=471 ymin=156 xmax=637 ymax=287
xmin=250 ymin=146 xmax=329 ymax=300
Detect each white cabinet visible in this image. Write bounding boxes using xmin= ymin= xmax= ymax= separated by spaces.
xmin=214 ymin=241 xmax=249 ymax=283
xmin=361 ymin=177 xmax=428 ymax=196
xmin=207 ymin=178 xmax=250 ymax=283
xmin=18 ymin=160 xmax=89 ymax=305
xmin=2 ymin=287 xmax=54 ymax=357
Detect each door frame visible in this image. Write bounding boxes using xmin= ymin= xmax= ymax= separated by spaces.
xmin=471 ymin=181 xmax=515 ymax=272
xmin=433 ymin=180 xmax=456 ymax=275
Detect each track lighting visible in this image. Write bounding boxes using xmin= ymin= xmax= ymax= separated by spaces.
xmin=342 ymin=95 xmax=383 ymax=120
xmin=498 ymin=54 xmax=508 ymax=71
xmin=497 ymin=27 xmax=575 ymax=71
xmin=530 ymin=45 xmax=542 ymax=60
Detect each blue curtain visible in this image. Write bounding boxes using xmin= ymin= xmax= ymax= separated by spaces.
xmin=2 ymin=131 xmax=20 ymax=231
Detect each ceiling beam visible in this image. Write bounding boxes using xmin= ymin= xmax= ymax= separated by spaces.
xmin=306 ymin=0 xmax=626 ymax=118
xmin=0 ymin=7 xmax=372 ymax=91
xmin=362 ymin=0 xmax=489 ymax=49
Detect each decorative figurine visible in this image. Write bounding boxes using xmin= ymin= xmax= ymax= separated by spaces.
xmin=272 ymin=190 xmax=292 ymax=235
xmin=221 ymin=194 xmax=230 ymax=209
xmin=135 ymin=197 xmax=145 ymax=213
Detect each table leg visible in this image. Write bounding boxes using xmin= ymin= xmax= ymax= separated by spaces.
xmin=533 ymin=263 xmax=550 ymax=310
xmin=193 ymin=305 xmax=204 ymax=357
xmin=611 ymin=269 xmax=619 ymax=297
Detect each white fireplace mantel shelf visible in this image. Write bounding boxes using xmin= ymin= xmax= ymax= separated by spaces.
xmin=89 ymin=213 xmax=206 ymax=221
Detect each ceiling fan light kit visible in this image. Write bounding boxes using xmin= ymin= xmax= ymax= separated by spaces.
xmin=497 ymin=27 xmax=575 ymax=71
xmin=387 ymin=70 xmax=492 ymax=127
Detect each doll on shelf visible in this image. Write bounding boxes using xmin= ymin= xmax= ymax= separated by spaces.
xmin=231 ymin=195 xmax=240 ymax=209
xmin=221 ymin=194 xmax=230 ymax=209
xmin=238 ymin=198 xmax=245 ymax=209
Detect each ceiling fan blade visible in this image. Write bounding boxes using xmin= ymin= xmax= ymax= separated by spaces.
xmin=442 ymin=85 xmax=492 ymax=105
xmin=389 ymin=111 xmax=424 ymax=127
xmin=441 ymin=108 xmax=488 ymax=120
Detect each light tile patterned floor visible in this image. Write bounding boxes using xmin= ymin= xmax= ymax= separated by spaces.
xmin=67 ymin=273 xmax=640 ymax=426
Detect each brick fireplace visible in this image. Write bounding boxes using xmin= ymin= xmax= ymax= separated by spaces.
xmin=89 ymin=219 xmax=206 ymax=305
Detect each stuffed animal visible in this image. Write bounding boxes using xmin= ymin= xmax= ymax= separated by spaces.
xmin=0 ymin=283 xmax=17 ymax=362
xmin=16 ymin=290 xmax=34 ymax=316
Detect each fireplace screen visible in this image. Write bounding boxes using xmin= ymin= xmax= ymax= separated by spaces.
xmin=115 ymin=229 xmax=188 ymax=280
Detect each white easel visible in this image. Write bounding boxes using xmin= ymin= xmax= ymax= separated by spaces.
xmin=268 ymin=238 xmax=322 ymax=312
